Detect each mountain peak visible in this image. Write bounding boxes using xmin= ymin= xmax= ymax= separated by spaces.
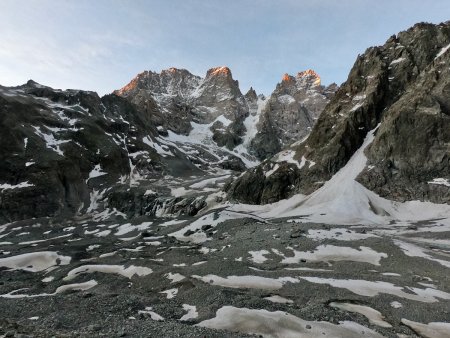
xmin=207 ymin=66 xmax=232 ymax=77
xmin=281 ymin=73 xmax=295 ymax=83
xmin=297 ymin=69 xmax=321 ymax=86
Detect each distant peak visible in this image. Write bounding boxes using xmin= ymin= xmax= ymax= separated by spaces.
xmin=207 ymin=66 xmax=232 ymax=77
xmin=281 ymin=73 xmax=295 ymax=82
xmin=162 ymin=67 xmax=190 ymax=74
xmin=297 ymin=69 xmax=321 ymax=86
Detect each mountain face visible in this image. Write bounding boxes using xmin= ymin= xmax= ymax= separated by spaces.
xmin=227 ymin=21 xmax=450 ymax=205
xmin=249 ymin=70 xmax=337 ymax=160
xmin=116 ymin=67 xmax=336 ymax=157
xmin=115 ymin=67 xmax=249 ymax=150
xmin=0 ymin=67 xmax=333 ymax=223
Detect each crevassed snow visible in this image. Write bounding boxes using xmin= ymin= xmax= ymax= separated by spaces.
xmin=163 ymin=116 xmax=259 ymax=168
xmin=64 ymin=264 xmax=153 ymax=280
xmin=197 ymin=306 xmax=384 ymax=338
xmin=192 ymin=274 xmax=299 ymax=290
xmin=300 ymin=277 xmax=450 ymax=303
xmin=0 ymin=251 xmax=71 ymax=272
xmin=0 ymin=181 xmax=34 ymax=191
xmin=330 ymin=302 xmax=392 ymax=328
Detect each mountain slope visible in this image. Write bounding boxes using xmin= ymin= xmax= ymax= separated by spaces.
xmin=227 ymin=21 xmax=450 ymax=205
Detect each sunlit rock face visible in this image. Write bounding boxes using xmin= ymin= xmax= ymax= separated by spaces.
xmin=115 ymin=66 xmax=249 ymax=146
xmin=249 ymin=69 xmax=338 ymax=160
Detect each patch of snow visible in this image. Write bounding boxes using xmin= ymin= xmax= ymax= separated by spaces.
xmin=248 ymin=250 xmax=271 ymax=264
xmin=1 ymin=280 xmax=97 ymax=298
xmin=0 ymin=181 xmax=34 ymax=191
xmin=393 ymin=240 xmax=450 ymax=268
xmin=278 ymin=94 xmax=296 ymax=105
xmin=435 ymin=43 xmax=450 ymax=59
xmin=301 ymin=277 xmax=450 ymax=303
xmin=160 ymin=288 xmax=178 ymax=299
xmin=87 ymin=164 xmax=106 ymax=182
xmin=166 ymin=272 xmax=185 ymax=283
xmin=143 ymin=136 xmax=173 ymax=157
xmin=64 ymin=264 xmax=152 ymax=280
xmin=0 ymin=251 xmax=71 ymax=272
xmin=192 ymin=274 xmax=299 ymax=290
xmin=180 ymin=304 xmax=198 ymax=321
xmin=401 ymin=319 xmax=450 ymax=338
xmin=389 ymin=57 xmax=406 ymax=65
xmin=189 ymin=175 xmax=230 ymax=189
xmin=138 ymin=307 xmax=164 ymax=321
xmin=169 ymin=210 xmax=263 ymax=244
xmin=428 ymin=178 xmax=450 ymax=187
xmin=197 ymin=306 xmax=384 ymax=338
xmin=264 ymin=295 xmax=294 ymax=304
xmin=33 ymin=126 xmax=68 ymax=156
xmin=306 ymin=228 xmax=378 ymax=241
xmin=115 ymin=222 xmax=153 ymax=236
xmin=330 ymin=302 xmax=392 ymax=328
xmin=280 ymin=245 xmax=387 ymax=266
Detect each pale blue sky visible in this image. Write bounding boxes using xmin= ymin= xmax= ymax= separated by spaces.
xmin=1 ymin=0 xmax=449 ymax=95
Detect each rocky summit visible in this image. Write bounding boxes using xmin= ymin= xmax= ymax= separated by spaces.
xmin=1 ymin=21 xmax=450 ymax=338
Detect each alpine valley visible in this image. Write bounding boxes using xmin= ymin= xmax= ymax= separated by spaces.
xmin=0 ymin=21 xmax=450 ymax=338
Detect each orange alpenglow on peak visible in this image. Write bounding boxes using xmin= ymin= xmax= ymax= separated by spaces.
xmin=297 ymin=69 xmax=320 ymax=79
xmin=208 ymin=66 xmax=232 ymax=77
xmin=281 ymin=73 xmax=294 ymax=82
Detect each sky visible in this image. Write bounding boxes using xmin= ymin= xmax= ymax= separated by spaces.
xmin=1 ymin=0 xmax=449 ymax=96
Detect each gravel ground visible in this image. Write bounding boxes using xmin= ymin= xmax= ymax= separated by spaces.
xmin=1 ymin=210 xmax=449 ymax=337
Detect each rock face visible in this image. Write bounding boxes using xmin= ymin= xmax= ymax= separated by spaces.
xmin=0 ymin=66 xmax=336 ymax=222
xmin=250 ymin=70 xmax=337 ymax=160
xmin=228 ymin=21 xmax=450 ymax=205
xmin=115 ymin=67 xmax=249 ymax=149
xmin=0 ymin=81 xmax=207 ymax=223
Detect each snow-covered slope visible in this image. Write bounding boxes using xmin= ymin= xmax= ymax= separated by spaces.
xmin=228 ymin=126 xmax=450 ymax=226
